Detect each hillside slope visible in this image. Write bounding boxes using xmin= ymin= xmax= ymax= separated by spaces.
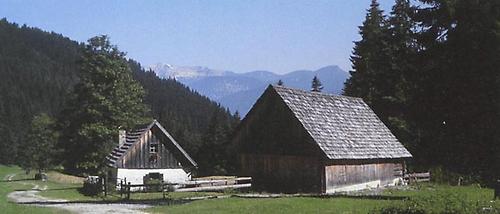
xmin=0 ymin=19 xmax=236 ymax=166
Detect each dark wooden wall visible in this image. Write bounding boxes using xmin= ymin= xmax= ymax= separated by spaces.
xmin=241 ymin=154 xmax=323 ymax=193
xmin=234 ymin=87 xmax=323 ymax=157
xmin=117 ymin=130 xmax=182 ymax=169
xmin=324 ymin=160 xmax=404 ymax=191
xmin=234 ymin=87 xmax=326 ymax=193
xmin=234 ymin=87 xmax=408 ymax=193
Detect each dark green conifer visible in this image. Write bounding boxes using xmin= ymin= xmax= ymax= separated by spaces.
xmin=311 ymin=76 xmax=323 ymax=92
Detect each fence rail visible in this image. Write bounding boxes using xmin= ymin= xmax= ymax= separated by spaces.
xmin=119 ymin=179 xmax=177 ymax=200
xmin=404 ymin=172 xmax=431 ymax=183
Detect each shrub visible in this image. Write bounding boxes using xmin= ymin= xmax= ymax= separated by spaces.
xmin=144 ymin=178 xmax=162 ymax=192
xmin=81 ymin=176 xmax=101 ymax=196
xmin=430 ymin=167 xmax=481 ymax=186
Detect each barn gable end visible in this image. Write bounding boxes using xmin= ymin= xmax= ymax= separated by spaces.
xmin=234 ymin=85 xmax=412 ymax=193
xmin=234 ymin=86 xmax=325 ymax=192
xmin=105 ymin=120 xmax=197 ymax=185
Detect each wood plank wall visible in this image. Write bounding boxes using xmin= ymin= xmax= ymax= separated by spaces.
xmin=121 ymin=130 xmax=182 ymax=169
xmin=324 ymin=162 xmax=403 ymax=189
xmin=240 ymin=153 xmax=323 ymax=193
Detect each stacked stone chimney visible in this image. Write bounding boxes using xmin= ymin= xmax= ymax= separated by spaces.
xmin=119 ymin=130 xmax=126 ymax=146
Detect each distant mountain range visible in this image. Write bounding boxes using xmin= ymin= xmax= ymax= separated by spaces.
xmin=149 ymin=63 xmax=350 ymax=115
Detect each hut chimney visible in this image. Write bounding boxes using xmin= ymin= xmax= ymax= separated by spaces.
xmin=118 ymin=130 xmax=126 ymax=146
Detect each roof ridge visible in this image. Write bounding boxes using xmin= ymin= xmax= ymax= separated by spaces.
xmin=270 ymin=84 xmax=362 ymax=101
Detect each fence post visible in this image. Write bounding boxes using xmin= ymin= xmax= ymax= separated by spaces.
xmin=120 ymin=180 xmax=123 ymax=198
xmin=127 ymin=182 xmax=131 ymax=200
xmin=103 ymin=176 xmax=107 ymax=197
xmin=495 ymin=179 xmax=499 ymax=200
xmin=162 ymin=181 xmax=165 ymax=199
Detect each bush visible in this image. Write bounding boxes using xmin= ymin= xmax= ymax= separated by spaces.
xmin=34 ymin=173 xmax=47 ymax=181
xmin=81 ymin=176 xmax=101 ymax=196
xmin=144 ymin=178 xmax=162 ymax=192
xmin=430 ymin=167 xmax=481 ymax=186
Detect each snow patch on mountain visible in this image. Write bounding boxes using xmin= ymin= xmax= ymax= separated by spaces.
xmin=149 ymin=63 xmax=349 ymax=115
xmin=149 ymin=63 xmax=234 ymax=79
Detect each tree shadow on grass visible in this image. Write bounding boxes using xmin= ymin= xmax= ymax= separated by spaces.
xmin=13 ymin=186 xmax=80 ymax=192
xmin=0 ymin=178 xmax=36 ymax=183
xmin=16 ymin=197 xmax=192 ymax=206
xmin=314 ymin=194 xmax=409 ymax=201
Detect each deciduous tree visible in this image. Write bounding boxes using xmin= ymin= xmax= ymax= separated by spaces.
xmin=59 ymin=35 xmax=150 ymax=175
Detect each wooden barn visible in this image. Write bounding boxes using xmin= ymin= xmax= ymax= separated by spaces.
xmin=233 ymin=85 xmax=412 ymax=193
xmin=105 ymin=120 xmax=197 ymax=185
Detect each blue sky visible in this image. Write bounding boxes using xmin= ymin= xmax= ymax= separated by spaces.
xmin=1 ymin=0 xmax=393 ymax=74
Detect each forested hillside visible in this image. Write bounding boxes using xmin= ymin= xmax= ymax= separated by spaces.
xmin=129 ymin=61 xmax=240 ymax=175
xmin=0 ymin=18 xmax=82 ymax=163
xmin=0 ymin=19 xmax=238 ymax=175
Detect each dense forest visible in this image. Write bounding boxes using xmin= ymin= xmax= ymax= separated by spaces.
xmin=2 ymin=0 xmax=499 ymax=185
xmin=345 ymin=0 xmax=500 ymax=185
xmin=0 ymin=18 xmax=239 ymax=175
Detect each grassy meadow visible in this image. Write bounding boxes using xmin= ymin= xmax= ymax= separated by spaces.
xmin=1 ymin=165 xmax=499 ymax=214
xmin=0 ymin=165 xmax=69 ymax=214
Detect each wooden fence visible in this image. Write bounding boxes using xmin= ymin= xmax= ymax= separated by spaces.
xmin=119 ymin=178 xmax=178 ymax=200
xmin=404 ymin=172 xmax=431 ymax=183
xmin=116 ymin=177 xmax=252 ymax=199
xmin=184 ymin=177 xmax=251 ymax=188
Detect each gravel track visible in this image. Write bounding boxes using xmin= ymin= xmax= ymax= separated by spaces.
xmin=6 ymin=180 xmax=151 ymax=214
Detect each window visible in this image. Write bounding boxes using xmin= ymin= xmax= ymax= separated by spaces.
xmin=150 ymin=143 xmax=158 ymax=153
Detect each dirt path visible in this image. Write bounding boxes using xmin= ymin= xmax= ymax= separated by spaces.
xmin=7 ymin=183 xmax=151 ymax=214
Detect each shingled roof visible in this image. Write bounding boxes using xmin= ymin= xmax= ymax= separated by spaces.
xmin=105 ymin=120 xmax=197 ymax=168
xmin=271 ymin=85 xmax=412 ymax=160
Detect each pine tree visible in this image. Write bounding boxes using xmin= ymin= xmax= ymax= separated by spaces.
xmin=344 ymin=0 xmax=390 ymax=106
xmin=381 ymin=0 xmax=417 ymax=150
xmin=59 ymin=35 xmax=150 ymax=175
xmin=196 ymin=109 xmax=230 ymax=175
xmin=311 ymin=76 xmax=323 ymax=92
xmin=410 ymin=0 xmax=500 ymax=182
xmin=233 ymin=111 xmax=241 ymax=121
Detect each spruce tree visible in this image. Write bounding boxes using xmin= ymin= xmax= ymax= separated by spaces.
xmin=311 ymin=76 xmax=323 ymax=92
xmin=381 ymin=0 xmax=417 ymax=149
xmin=410 ymin=0 xmax=500 ymax=182
xmin=344 ymin=0 xmax=390 ymax=106
xmin=59 ymin=35 xmax=150 ymax=175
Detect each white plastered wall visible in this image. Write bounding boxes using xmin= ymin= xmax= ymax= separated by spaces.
xmin=116 ymin=168 xmax=190 ymax=185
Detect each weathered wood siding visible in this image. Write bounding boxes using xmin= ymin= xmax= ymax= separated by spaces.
xmin=118 ymin=130 xmax=182 ymax=169
xmin=234 ymin=87 xmax=326 ymax=193
xmin=234 ymin=87 xmax=322 ymax=157
xmin=324 ymin=160 xmax=404 ymax=192
xmin=241 ymin=154 xmax=323 ymax=193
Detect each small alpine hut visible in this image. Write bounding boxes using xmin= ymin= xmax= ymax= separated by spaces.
xmin=105 ymin=120 xmax=197 ymax=185
xmin=233 ymin=85 xmax=412 ymax=193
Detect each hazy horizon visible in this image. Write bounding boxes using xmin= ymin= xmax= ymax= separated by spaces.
xmin=1 ymin=0 xmax=393 ymax=74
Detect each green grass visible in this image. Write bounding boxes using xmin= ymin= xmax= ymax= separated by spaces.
xmin=380 ymin=184 xmax=500 ymax=213
xmin=2 ymin=164 xmax=499 ymax=214
xmin=148 ymin=196 xmax=390 ymax=214
xmin=0 ymin=165 xmax=69 ymax=214
xmin=148 ymin=184 xmax=500 ymax=214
